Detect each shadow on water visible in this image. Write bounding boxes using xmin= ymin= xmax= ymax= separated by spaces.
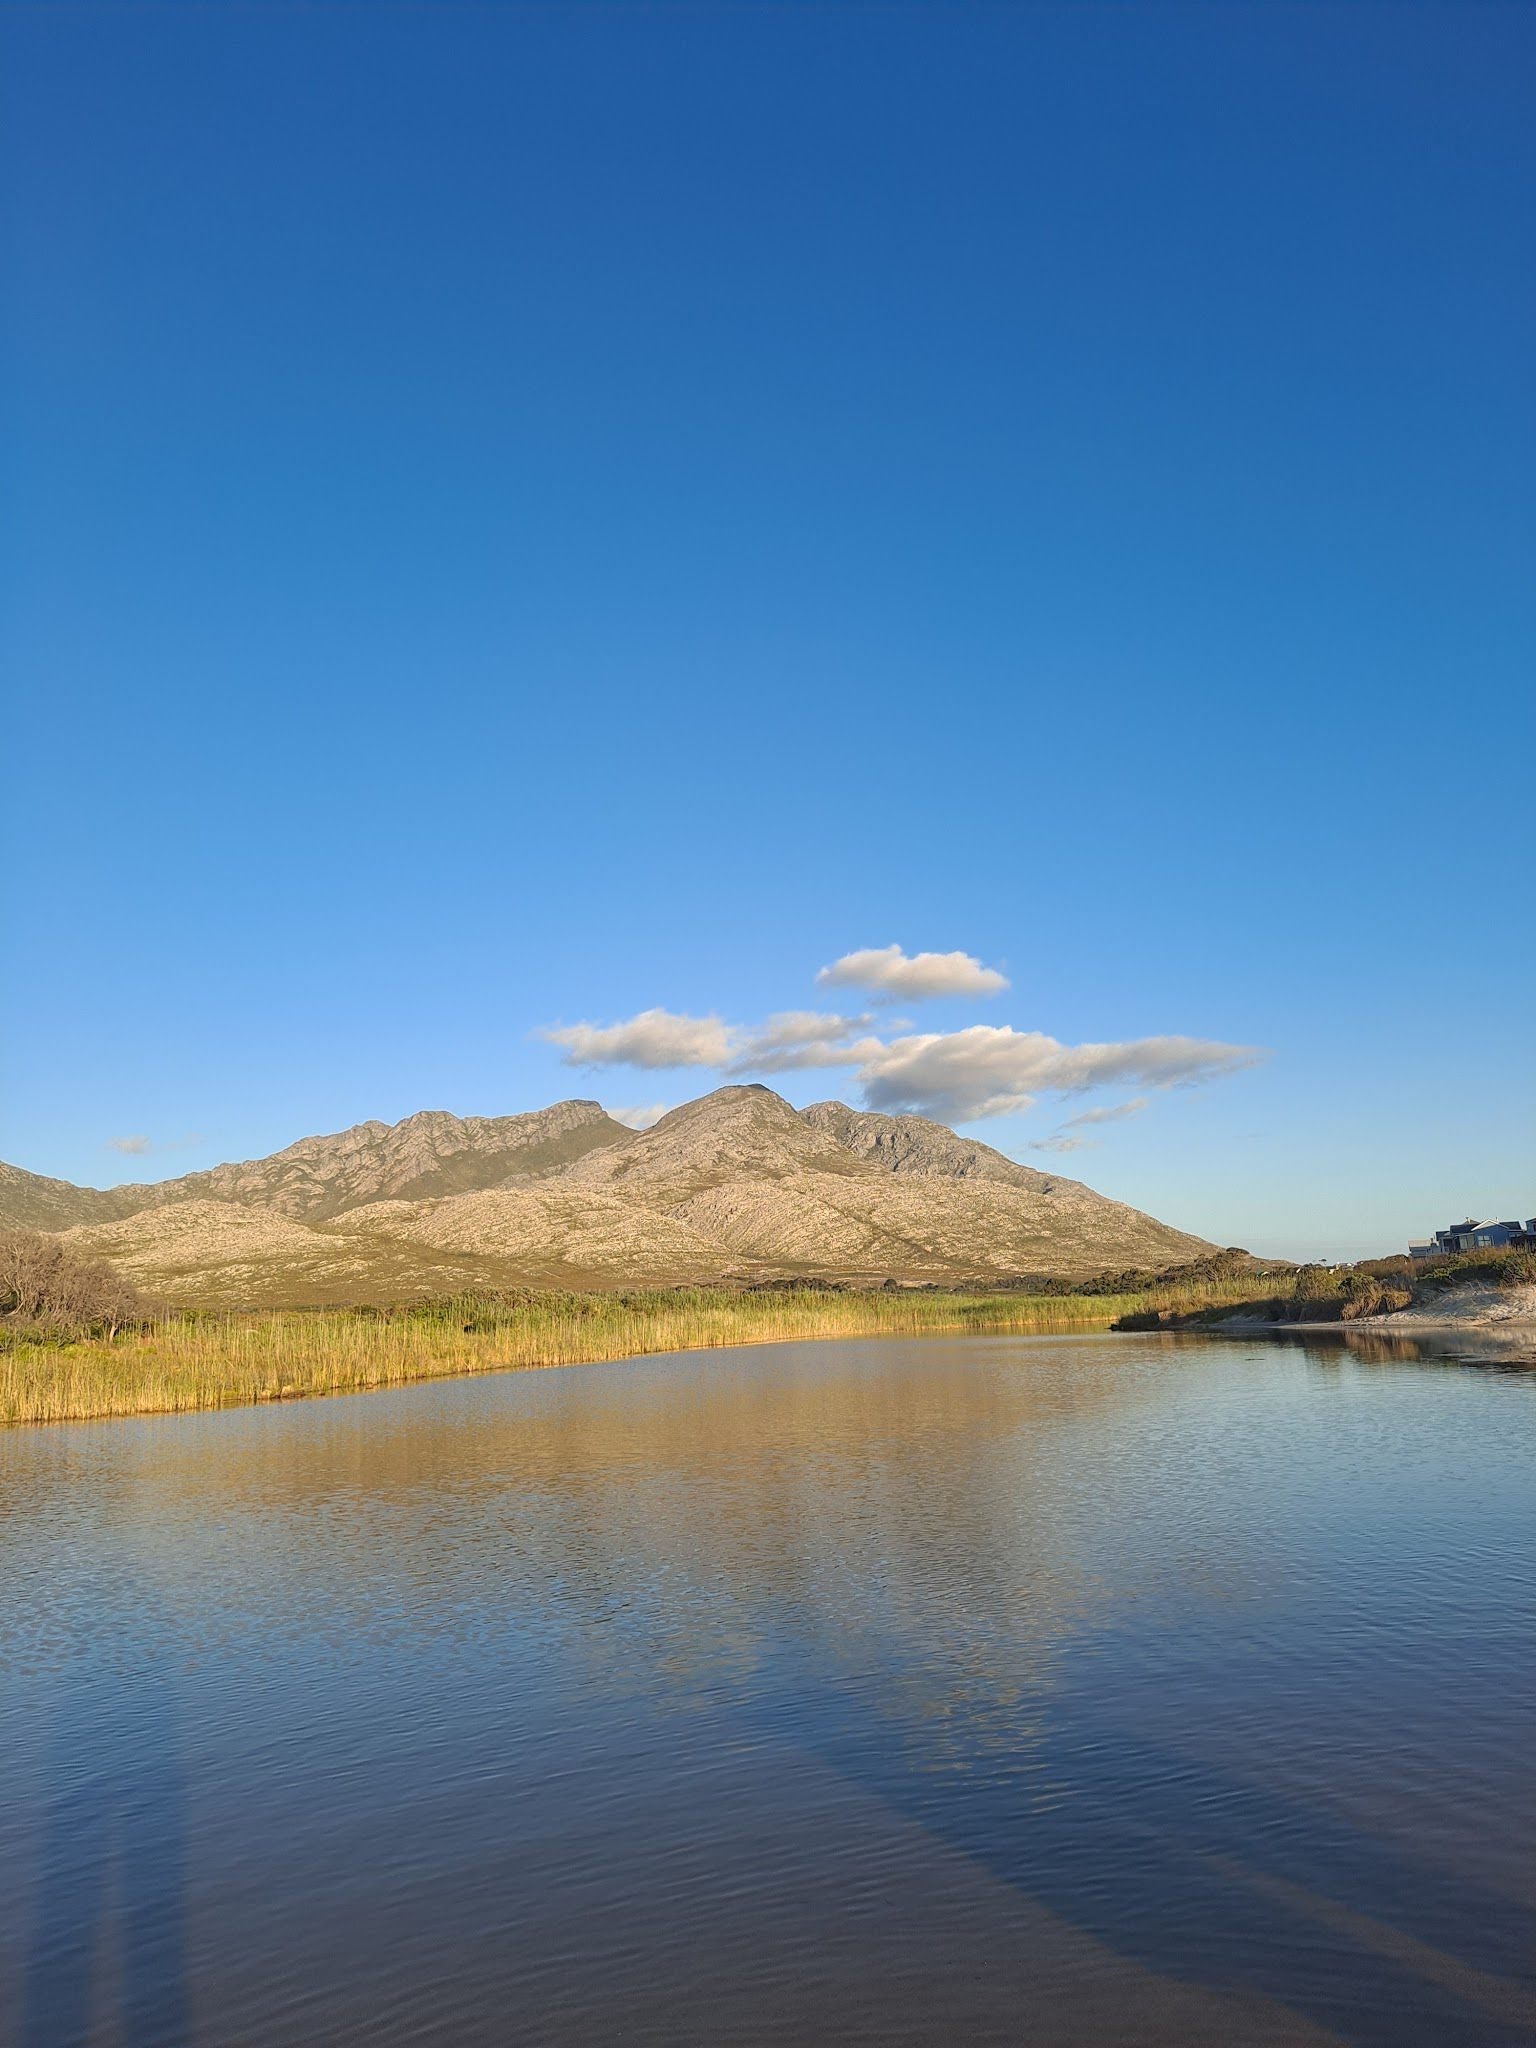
xmin=711 ymin=1338 xmax=1536 ymax=2045
xmin=774 ymin=1686 xmax=1536 ymax=2048
xmin=21 ymin=1671 xmax=191 ymax=2048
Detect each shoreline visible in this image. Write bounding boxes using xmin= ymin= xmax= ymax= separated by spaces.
xmin=1233 ymin=1279 xmax=1536 ymax=1336
xmin=1121 ymin=1278 xmax=1536 ymax=1344
xmin=2 ymin=1289 xmax=1147 ymax=1430
xmin=9 ymin=1276 xmax=1531 ymax=1433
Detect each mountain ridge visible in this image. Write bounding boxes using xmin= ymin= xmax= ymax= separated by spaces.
xmin=3 ymin=1088 xmax=1214 ymax=1306
xmin=0 ymin=1100 xmax=632 ymax=1228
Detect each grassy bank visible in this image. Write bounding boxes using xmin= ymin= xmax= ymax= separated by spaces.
xmin=0 ymin=1274 xmax=1278 ymax=1427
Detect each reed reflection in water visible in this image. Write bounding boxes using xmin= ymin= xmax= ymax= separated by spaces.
xmin=1 ymin=1332 xmax=1533 ymax=2045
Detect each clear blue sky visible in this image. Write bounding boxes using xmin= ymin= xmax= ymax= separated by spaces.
xmin=3 ymin=2 xmax=1532 ymax=1259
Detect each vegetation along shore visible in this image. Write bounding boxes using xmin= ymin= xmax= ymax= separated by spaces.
xmin=2 ymin=1233 xmax=1274 ymax=1427
xmin=6 ymin=1231 xmax=1529 ymax=1428
xmin=1114 ymin=1247 xmax=1536 ymax=1333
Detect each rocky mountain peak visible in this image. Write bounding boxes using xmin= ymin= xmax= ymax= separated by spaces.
xmin=568 ymin=1084 xmax=859 ymax=1197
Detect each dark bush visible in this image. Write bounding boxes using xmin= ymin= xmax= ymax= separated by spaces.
xmin=1113 ymin=1309 xmax=1168 ymax=1331
xmin=1033 ymin=1248 xmax=1280 ymax=1299
xmin=1336 ymin=1272 xmax=1413 ymax=1320
xmin=0 ymin=1230 xmax=149 ymax=1338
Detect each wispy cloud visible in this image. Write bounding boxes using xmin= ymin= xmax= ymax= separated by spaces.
xmin=1027 ymin=1094 xmax=1149 ymax=1153
xmin=816 ymin=945 xmax=1009 ymax=1002
xmin=606 ymin=1103 xmax=670 ymax=1130
xmin=853 ymin=1029 xmax=1260 ymax=1124
xmin=104 ymin=1131 xmax=205 ymax=1158
xmin=1060 ymin=1096 xmax=1149 ymax=1130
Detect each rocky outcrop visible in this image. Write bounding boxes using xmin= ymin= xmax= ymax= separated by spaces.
xmin=800 ymin=1101 xmax=1066 ymax=1189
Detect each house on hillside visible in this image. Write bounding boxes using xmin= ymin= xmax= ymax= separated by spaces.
xmin=1409 ymin=1218 xmax=1536 ymax=1260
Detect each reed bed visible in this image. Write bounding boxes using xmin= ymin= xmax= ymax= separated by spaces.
xmin=0 ymin=1282 xmax=1232 ymax=1428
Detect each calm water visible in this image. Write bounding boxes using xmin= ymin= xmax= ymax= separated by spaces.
xmin=1 ymin=1331 xmax=1534 ymax=2047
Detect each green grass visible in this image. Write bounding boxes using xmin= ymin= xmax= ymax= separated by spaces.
xmin=0 ymin=1277 xmax=1279 ymax=1427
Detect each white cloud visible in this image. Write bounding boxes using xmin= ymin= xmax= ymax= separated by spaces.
xmin=854 ymin=1028 xmax=1051 ymax=1121
xmin=541 ymin=1008 xmax=734 ymax=1070
xmin=853 ymin=1027 xmax=1261 ymax=1124
xmin=546 ymin=1007 xmax=879 ymax=1077
xmin=729 ymin=1012 xmax=874 ymax=1074
xmin=539 ymin=989 xmax=1261 ymax=1131
xmin=816 ymin=944 xmax=1009 ymax=1001
xmin=1048 ymin=1037 xmax=1259 ymax=1093
xmin=106 ymin=1134 xmax=151 ymax=1156
xmin=1060 ymin=1096 xmax=1149 ymax=1130
xmin=607 ymin=1103 xmax=670 ymax=1130
xmin=1027 ymin=1095 xmax=1148 ymax=1153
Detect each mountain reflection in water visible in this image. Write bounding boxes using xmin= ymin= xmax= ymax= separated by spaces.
xmin=1 ymin=1332 xmax=1533 ymax=2046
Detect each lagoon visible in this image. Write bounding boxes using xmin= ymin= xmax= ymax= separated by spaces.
xmin=2 ymin=1331 xmax=1533 ymax=2046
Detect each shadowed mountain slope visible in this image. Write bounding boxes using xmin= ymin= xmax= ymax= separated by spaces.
xmin=800 ymin=1101 xmax=1067 ymax=1190
xmin=11 ymin=1086 xmax=1213 ymax=1307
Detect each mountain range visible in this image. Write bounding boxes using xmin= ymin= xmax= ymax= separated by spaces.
xmin=0 ymin=1087 xmax=1212 ymax=1306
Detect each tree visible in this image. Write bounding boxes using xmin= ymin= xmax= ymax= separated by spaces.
xmin=0 ymin=1230 xmax=148 ymax=1337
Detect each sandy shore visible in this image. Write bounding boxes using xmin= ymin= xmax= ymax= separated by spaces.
xmin=1345 ymin=1280 xmax=1536 ymax=1331
xmin=1213 ymin=1281 xmax=1536 ymax=1338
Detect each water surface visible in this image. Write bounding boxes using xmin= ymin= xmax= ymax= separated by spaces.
xmin=2 ymin=1331 xmax=1533 ymax=2046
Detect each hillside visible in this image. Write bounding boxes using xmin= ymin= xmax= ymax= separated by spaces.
xmin=0 ymin=1162 xmax=145 ymax=1232
xmin=9 ymin=1086 xmax=1213 ymax=1307
xmin=0 ymin=1101 xmax=632 ymax=1229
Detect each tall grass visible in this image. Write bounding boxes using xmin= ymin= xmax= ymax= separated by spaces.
xmin=0 ymin=1280 xmax=1266 ymax=1428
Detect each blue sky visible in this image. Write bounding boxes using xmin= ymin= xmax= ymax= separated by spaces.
xmin=3 ymin=2 xmax=1532 ymax=1260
